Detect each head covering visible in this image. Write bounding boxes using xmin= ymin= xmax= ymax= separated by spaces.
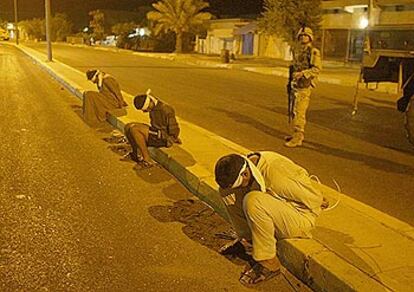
xmin=231 ymin=160 xmax=248 ymax=188
xmin=86 ymin=69 xmax=104 ymax=88
xmin=297 ymin=27 xmax=313 ymax=41
xmin=133 ymin=94 xmax=147 ymax=109
xmin=214 ymin=154 xmax=266 ymax=192
xmin=86 ymin=69 xmax=98 ymax=80
xmin=133 ymin=89 xmax=158 ymax=111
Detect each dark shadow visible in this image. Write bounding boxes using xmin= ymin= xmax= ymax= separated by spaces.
xmin=384 ymin=145 xmax=414 ymax=156
xmin=75 ymin=65 xmax=227 ymax=71
xmin=161 ymin=182 xmax=193 ymax=201
xmin=308 ymin=101 xmax=414 ymax=153
xmin=263 ymin=105 xmax=289 ymax=116
xmin=312 ymin=227 xmax=380 ymax=278
xmin=262 ymin=91 xmax=413 ymax=153
xmin=314 ymin=92 xmax=393 ymax=110
xmin=364 ymin=97 xmax=396 ymax=107
xmin=148 ymin=198 xmax=297 ymax=290
xmin=101 ymin=132 xmax=132 ymax=158
xmin=107 ymin=144 xmax=131 ymax=157
xmin=162 ymin=145 xmax=197 ymax=168
xmin=303 ymin=140 xmax=414 ymax=174
xmin=148 ymin=199 xmax=248 ymax=267
xmin=211 ymin=104 xmax=413 ymax=173
xmin=210 ymin=107 xmax=289 ymax=139
xmin=100 ymin=131 xmax=172 ymax=184
xmin=133 ymin=164 xmax=173 ymax=184
xmin=70 ymin=104 xmax=83 ymax=119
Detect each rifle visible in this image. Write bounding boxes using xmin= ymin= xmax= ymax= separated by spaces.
xmin=287 ymin=65 xmax=295 ymax=123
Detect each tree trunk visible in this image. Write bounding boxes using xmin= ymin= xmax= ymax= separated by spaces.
xmin=175 ymin=31 xmax=183 ymax=53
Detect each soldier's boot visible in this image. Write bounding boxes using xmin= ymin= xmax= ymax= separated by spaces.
xmin=284 ymin=131 xmax=304 ymax=148
xmin=284 ymin=135 xmax=293 ymax=142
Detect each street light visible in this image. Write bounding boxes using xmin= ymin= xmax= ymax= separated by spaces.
xmin=45 ymin=0 xmax=52 ymax=61
xmin=13 ymin=0 xmax=18 ymax=45
xmin=359 ymin=17 xmax=369 ymax=29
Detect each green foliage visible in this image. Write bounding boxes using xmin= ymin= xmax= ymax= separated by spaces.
xmin=0 ymin=19 xmax=6 ymax=29
xmin=89 ymin=10 xmax=105 ymax=41
xmin=147 ymin=0 xmax=212 ymax=53
xmin=111 ymin=22 xmax=137 ymax=49
xmin=51 ymin=14 xmax=73 ymax=41
xmin=19 ymin=14 xmax=73 ymax=42
xmin=19 ymin=18 xmax=45 ymax=41
xmin=259 ymin=0 xmax=322 ymax=46
xmin=111 ymin=22 xmax=137 ymax=36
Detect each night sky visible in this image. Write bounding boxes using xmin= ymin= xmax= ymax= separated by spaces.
xmin=0 ymin=0 xmax=264 ymax=29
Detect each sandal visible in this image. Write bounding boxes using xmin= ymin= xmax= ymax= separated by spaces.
xmin=136 ymin=160 xmax=154 ymax=169
xmin=121 ymin=152 xmax=143 ymax=163
xmin=239 ymin=262 xmax=280 ymax=286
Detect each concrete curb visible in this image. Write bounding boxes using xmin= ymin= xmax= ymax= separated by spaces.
xmin=14 ymin=43 xmax=409 ymax=292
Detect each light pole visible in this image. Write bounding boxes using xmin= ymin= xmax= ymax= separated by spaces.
xmin=13 ymin=0 xmax=19 ymax=45
xmin=45 ymin=0 xmax=52 ymax=61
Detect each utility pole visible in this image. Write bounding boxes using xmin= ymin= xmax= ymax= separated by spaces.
xmin=45 ymin=0 xmax=53 ymax=61
xmin=368 ymin=0 xmax=373 ymax=27
xmin=368 ymin=0 xmax=379 ymax=27
xmin=13 ymin=0 xmax=18 ymax=45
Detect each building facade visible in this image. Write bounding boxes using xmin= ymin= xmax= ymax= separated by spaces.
xmin=196 ymin=0 xmax=414 ymax=62
xmin=322 ymin=0 xmax=414 ymax=62
xmin=195 ymin=18 xmax=252 ymax=55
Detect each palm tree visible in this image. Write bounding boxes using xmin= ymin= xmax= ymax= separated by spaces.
xmin=147 ymin=0 xmax=212 ymax=53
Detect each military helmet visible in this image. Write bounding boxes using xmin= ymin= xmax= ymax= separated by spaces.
xmin=297 ymin=27 xmax=313 ymax=41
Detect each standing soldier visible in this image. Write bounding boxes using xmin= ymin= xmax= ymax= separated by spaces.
xmin=285 ymin=27 xmax=322 ymax=148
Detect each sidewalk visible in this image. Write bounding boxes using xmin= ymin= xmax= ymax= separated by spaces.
xmin=15 ymin=43 xmax=414 ymax=291
xmin=88 ymin=44 xmax=361 ymax=84
xmin=65 ymin=42 xmax=400 ymax=94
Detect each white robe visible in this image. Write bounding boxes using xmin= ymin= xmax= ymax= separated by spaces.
xmin=222 ymin=151 xmax=323 ymax=261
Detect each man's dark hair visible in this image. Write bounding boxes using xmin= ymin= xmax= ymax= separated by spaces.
xmin=214 ymin=154 xmax=245 ymax=189
xmin=86 ymin=69 xmax=98 ymax=80
xmin=133 ymin=94 xmax=147 ymax=109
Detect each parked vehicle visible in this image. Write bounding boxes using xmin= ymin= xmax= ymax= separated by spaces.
xmin=354 ymin=25 xmax=414 ymax=146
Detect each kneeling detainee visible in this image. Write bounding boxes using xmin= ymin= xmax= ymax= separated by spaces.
xmin=215 ymin=151 xmax=328 ymax=286
xmin=124 ymin=90 xmax=181 ymax=169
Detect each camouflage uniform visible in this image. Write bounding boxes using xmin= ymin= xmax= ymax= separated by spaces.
xmin=285 ymin=27 xmax=322 ymax=147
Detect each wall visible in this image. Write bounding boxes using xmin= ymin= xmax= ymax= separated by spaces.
xmin=380 ymin=11 xmax=414 ymax=24
xmin=257 ymin=34 xmax=291 ymax=60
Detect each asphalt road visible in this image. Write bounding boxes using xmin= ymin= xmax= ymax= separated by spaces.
xmin=24 ymin=43 xmax=414 ymax=226
xmin=0 ymin=44 xmax=302 ymax=291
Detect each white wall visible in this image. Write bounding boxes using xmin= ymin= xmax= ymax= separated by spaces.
xmin=258 ymin=34 xmax=291 ymax=60
xmin=380 ymin=11 xmax=414 ymax=25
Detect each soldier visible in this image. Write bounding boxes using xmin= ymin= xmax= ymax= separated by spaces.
xmin=285 ymin=27 xmax=322 ymax=148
